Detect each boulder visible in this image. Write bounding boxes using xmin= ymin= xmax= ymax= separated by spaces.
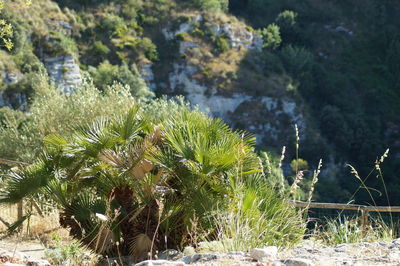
xmin=250 ymin=246 xmax=278 ymax=262
xmin=134 ymin=260 xmax=186 ymax=266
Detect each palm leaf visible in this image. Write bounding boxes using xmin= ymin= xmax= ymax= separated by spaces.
xmin=5 ymin=213 xmax=31 ymax=235
xmin=0 ymin=158 xmax=52 ymax=203
xmin=129 ymin=233 xmax=152 ymax=260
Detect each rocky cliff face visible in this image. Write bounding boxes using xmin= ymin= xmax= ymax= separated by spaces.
xmin=153 ymin=13 xmax=307 ymax=146
xmin=0 ymin=6 xmax=309 ymax=150
xmin=0 ymin=69 xmax=26 ymax=110
xmin=44 ymin=55 xmax=81 ymax=94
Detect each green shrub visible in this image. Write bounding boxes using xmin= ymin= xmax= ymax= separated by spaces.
xmin=191 ymin=28 xmax=205 ymax=38
xmin=89 ymin=60 xmax=153 ymax=98
xmin=122 ymin=0 xmax=144 ymax=20
xmin=92 ymin=41 xmax=110 ymax=55
xmin=43 ymin=31 xmax=78 ymax=56
xmin=261 ymin=24 xmax=281 ymax=49
xmin=44 ymin=234 xmax=99 ymax=265
xmin=276 ymin=10 xmax=298 ymax=27
xmin=88 ymin=60 xmax=118 ymax=88
xmin=0 ymin=75 xmax=137 ymax=163
xmin=279 ymin=45 xmax=314 ymax=77
xmin=192 ymin=0 xmax=229 ymax=12
xmin=211 ymin=177 xmax=305 ymax=250
xmin=101 ymin=14 xmax=125 ymax=34
xmin=175 ymin=32 xmax=189 ymax=41
xmin=0 ymin=19 xmax=13 ymax=51
xmin=137 ymin=37 xmax=158 ymax=61
xmin=213 ymin=35 xmax=230 ymax=53
xmin=290 ymin=158 xmax=309 ymax=172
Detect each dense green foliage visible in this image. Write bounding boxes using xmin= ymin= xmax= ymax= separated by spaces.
xmin=229 ymin=0 xmax=400 ymax=204
xmin=0 ymin=93 xmax=304 ymax=257
xmin=0 ymin=76 xmax=140 ymax=163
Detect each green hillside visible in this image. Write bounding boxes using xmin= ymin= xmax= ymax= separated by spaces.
xmin=0 ymin=0 xmax=399 ymax=205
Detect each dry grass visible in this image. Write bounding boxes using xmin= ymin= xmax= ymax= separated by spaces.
xmin=0 ymin=204 xmax=69 ymax=243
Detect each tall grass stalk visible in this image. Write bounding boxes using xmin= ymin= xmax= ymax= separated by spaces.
xmin=211 ymin=189 xmax=305 ymax=252
xmin=306 ymin=159 xmax=322 ymax=206
xmin=289 ymin=170 xmax=304 ymax=200
xmin=294 ymin=124 xmax=299 ymax=174
xmin=278 ymin=146 xmax=286 ymax=194
xmin=375 ymin=149 xmax=390 ymax=205
xmin=315 ymin=215 xmax=393 ymax=245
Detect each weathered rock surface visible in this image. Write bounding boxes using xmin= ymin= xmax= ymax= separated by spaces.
xmin=160 ymin=12 xmax=307 ymax=148
xmin=250 ymin=246 xmax=278 ymax=262
xmin=44 ymin=55 xmax=81 ymax=94
xmin=142 ymin=239 xmax=400 ymax=265
xmin=0 ymin=248 xmax=50 ymax=266
xmin=134 ymin=260 xmax=186 ymax=266
xmin=3 ymin=239 xmax=400 ymax=265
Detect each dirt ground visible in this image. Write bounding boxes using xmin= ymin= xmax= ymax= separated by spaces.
xmin=0 ymin=237 xmax=46 ymax=260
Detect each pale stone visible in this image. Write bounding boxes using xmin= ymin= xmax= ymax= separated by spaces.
xmin=44 ymin=55 xmax=81 ymax=93
xmin=183 ymin=246 xmax=196 ymax=256
xmin=282 ymin=258 xmax=314 ymax=266
xmin=134 ymin=260 xmax=186 ymax=266
xmin=158 ymin=249 xmax=182 ymax=260
xmin=250 ymin=246 xmax=278 ymax=262
xmin=179 ymin=253 xmax=218 ymax=264
xmin=27 ymin=259 xmax=51 ymax=266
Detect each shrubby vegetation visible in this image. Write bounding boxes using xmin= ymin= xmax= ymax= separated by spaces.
xmin=0 ymin=75 xmax=140 ymax=163
xmin=88 ymin=61 xmax=153 ymax=97
xmin=0 ymin=86 xmax=305 ymax=258
xmin=191 ymin=0 xmax=229 ymax=12
xmin=230 ymin=0 xmax=400 ymax=205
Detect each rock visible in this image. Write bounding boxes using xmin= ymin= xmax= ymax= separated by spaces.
xmin=183 ymin=246 xmax=196 ymax=256
xmin=2 ymin=70 xmax=22 ymax=85
xmin=0 ymin=248 xmax=50 ymax=266
xmin=250 ymin=246 xmax=278 ymax=262
xmin=0 ymin=249 xmax=28 ymax=263
xmin=134 ymin=260 xmax=186 ymax=266
xmin=179 ymin=253 xmax=218 ymax=264
xmin=105 ymin=256 xmax=134 ymax=265
xmin=179 ymin=41 xmax=199 ymax=55
xmin=139 ymin=63 xmax=156 ymax=91
xmin=158 ymin=249 xmax=182 ymax=260
xmin=392 ymin=238 xmax=400 ymax=245
xmin=26 ymin=259 xmax=51 ymax=266
xmin=44 ymin=55 xmax=82 ymax=93
xmin=221 ymin=23 xmax=263 ymax=51
xmin=334 ymin=243 xmax=348 ymax=252
xmin=281 ymin=258 xmax=314 ymax=266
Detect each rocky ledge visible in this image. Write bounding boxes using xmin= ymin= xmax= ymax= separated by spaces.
xmin=127 ymin=239 xmax=400 ymax=266
xmin=0 ymin=248 xmax=50 ymax=266
xmin=3 ymin=239 xmax=400 ymax=265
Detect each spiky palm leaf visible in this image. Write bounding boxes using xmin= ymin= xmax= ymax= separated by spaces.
xmin=0 ymin=157 xmax=53 ymax=203
xmin=0 ymin=105 xmax=265 ymax=258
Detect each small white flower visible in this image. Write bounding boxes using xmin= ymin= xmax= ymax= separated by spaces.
xmin=95 ymin=213 xmax=108 ymax=221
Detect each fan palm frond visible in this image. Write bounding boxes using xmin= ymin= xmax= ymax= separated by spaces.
xmin=111 ymin=106 xmax=148 ymax=143
xmin=93 ymin=227 xmax=114 ymax=254
xmin=129 ymin=233 xmax=152 ymax=261
xmin=0 ymin=158 xmax=52 ymax=203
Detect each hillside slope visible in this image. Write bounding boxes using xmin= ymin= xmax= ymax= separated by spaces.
xmin=0 ymin=0 xmax=399 ymax=204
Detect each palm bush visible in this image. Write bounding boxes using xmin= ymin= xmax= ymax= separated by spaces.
xmin=0 ymin=98 xmax=305 ymax=260
xmin=0 ymin=103 xmax=271 ymax=258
